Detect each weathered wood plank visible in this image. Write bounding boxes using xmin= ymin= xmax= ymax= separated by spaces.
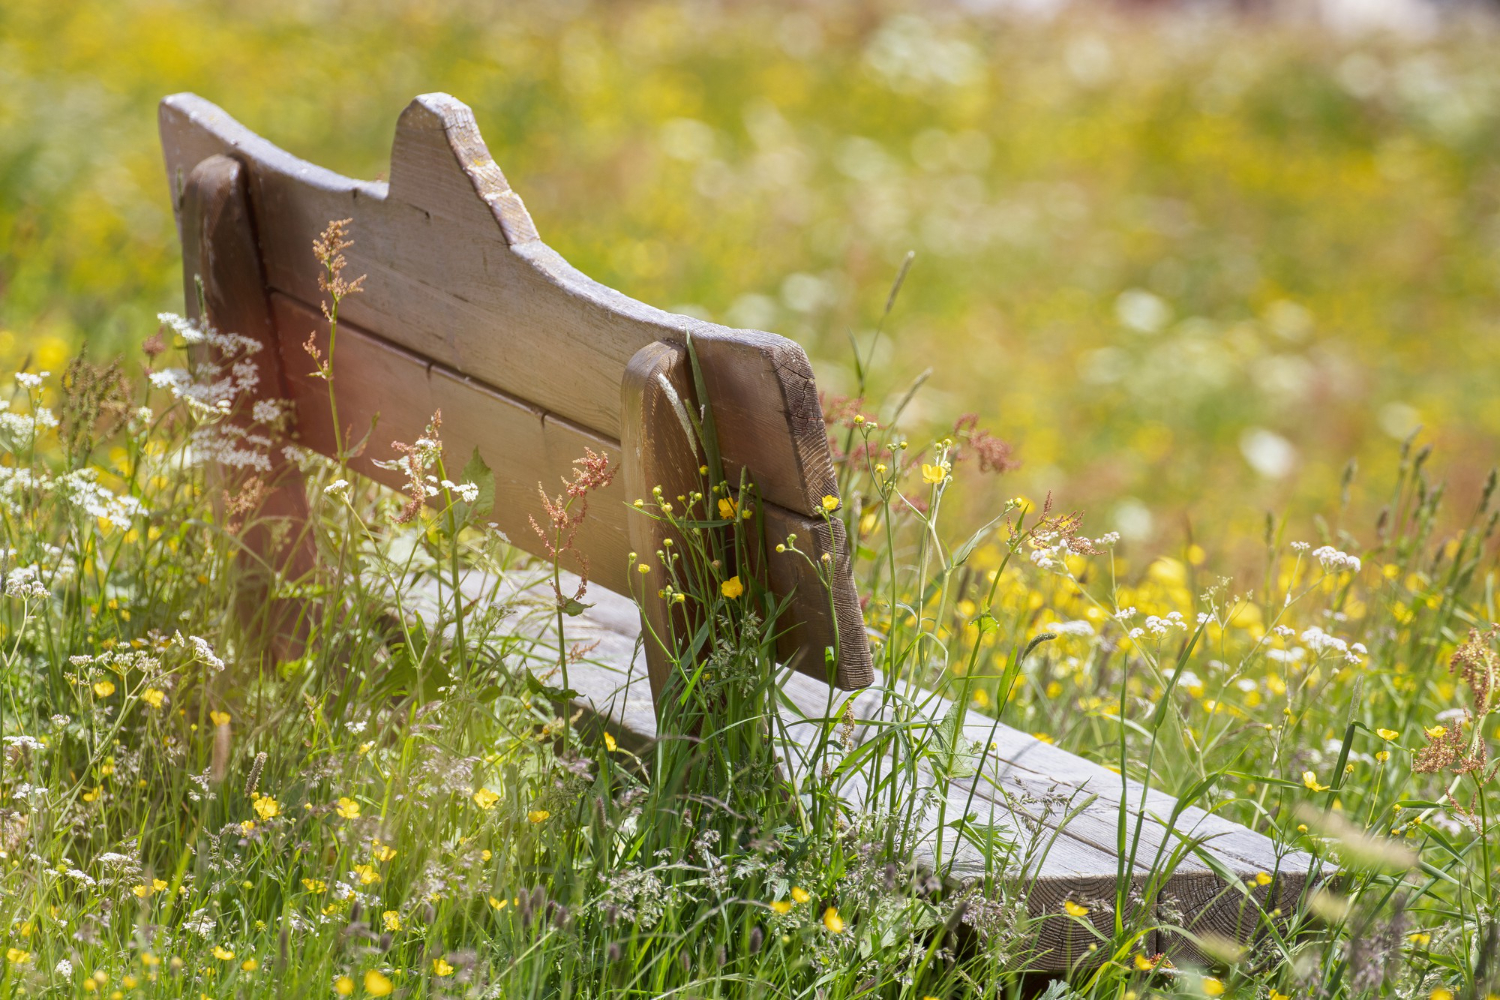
xmin=180 ymin=154 xmax=313 ymax=657
xmin=158 ymin=92 xmax=840 ymax=523
xmin=272 ymin=294 xmax=870 ymax=687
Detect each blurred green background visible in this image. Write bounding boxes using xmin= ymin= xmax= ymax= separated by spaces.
xmin=3 ymin=0 xmax=1499 ymax=556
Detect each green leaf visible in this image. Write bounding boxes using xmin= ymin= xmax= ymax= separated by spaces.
xmin=561 ymin=597 xmax=593 ymax=617
xmin=459 ymin=447 xmax=495 ymax=519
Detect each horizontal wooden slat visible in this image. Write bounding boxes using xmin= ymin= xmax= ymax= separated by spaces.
xmin=158 ymin=92 xmax=839 ymax=522
xmin=274 ymin=293 xmax=869 ymax=686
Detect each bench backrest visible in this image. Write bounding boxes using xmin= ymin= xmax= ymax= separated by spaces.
xmin=159 ymin=92 xmax=872 ymax=694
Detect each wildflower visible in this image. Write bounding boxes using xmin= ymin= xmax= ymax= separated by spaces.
xmin=302 ymin=878 xmax=327 ymax=893
xmin=720 ymin=576 xmax=744 ymax=599
xmin=822 ymin=907 xmax=845 ymax=933
xmin=334 ymin=977 xmax=354 ymax=996
xmin=1376 ymin=728 xmax=1400 ymax=741
xmin=528 ymin=809 xmax=551 ymax=824
xmin=718 ymin=497 xmax=736 ymax=518
xmin=212 ymin=946 xmax=234 ymax=961
xmin=210 ymin=710 xmax=231 ymax=727
xmin=769 ymin=901 xmax=792 ymax=915
xmin=1255 ymin=872 xmax=1273 ymax=886
xmin=1202 ymin=978 xmax=1226 ymax=997
xmin=323 ymin=479 xmax=350 ymax=499
xmin=821 ymin=494 xmax=839 ymax=512
xmin=6 ymin=948 xmax=29 ymax=964
xmin=1423 ymin=725 xmax=1447 ymax=740
xmin=1134 ymin=954 xmax=1158 ymax=971
xmin=473 ymin=788 xmax=500 ymax=810
xmin=1302 ymin=771 xmax=1330 ymax=792
xmin=252 ymin=795 xmax=280 ymax=821
xmin=790 ymin=886 xmax=810 ymax=904
xmin=382 ymin=911 xmax=400 ymax=932
xmin=335 ymin=797 xmax=360 ymax=819
xmin=432 ymin=958 xmax=454 ymax=977
xmin=93 ymin=680 xmax=115 ymax=697
xmin=1431 ymin=990 xmax=1453 ymax=1000
xmin=1064 ymin=901 xmax=1089 ymax=917
xmin=372 ymin=842 xmax=397 ymax=862
xmin=142 ymin=688 xmax=165 ymax=708
xmin=364 ymin=970 xmax=393 ymax=996
xmin=603 ymin=731 xmax=618 ymax=752
xmin=353 ymin=864 xmax=381 ymax=885
xmin=1269 ymin=991 xmax=1291 ymax=1000
xmin=921 ymin=463 xmax=947 ymax=484
xmin=241 ymin=958 xmax=258 ymax=972
xmin=1376 ymin=751 xmax=1391 ymax=762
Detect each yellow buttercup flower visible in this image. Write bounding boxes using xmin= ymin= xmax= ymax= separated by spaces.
xmin=820 ymin=494 xmax=839 ymax=512
xmin=4 ymin=948 xmax=28 ymax=964
xmin=603 ymin=732 xmax=618 ymax=752
xmin=1424 ymin=725 xmax=1447 ymax=740
xmin=1302 ymin=771 xmax=1330 ymax=792
xmin=433 ymin=958 xmax=454 ymax=977
xmin=212 ymin=945 xmax=234 ymax=961
xmin=921 ymin=463 xmax=947 ymax=485
xmin=1255 ymin=872 xmax=1273 ymax=886
xmin=1134 ymin=954 xmax=1157 ymax=971
xmin=364 ymin=970 xmax=393 ymax=996
xmin=372 ymin=842 xmax=397 ymax=862
xmin=334 ymin=976 xmax=354 ymax=996
xmin=1064 ymin=901 xmax=1089 ymax=918
xmin=93 ymin=680 xmax=115 ymax=697
xmin=142 ymin=688 xmax=165 ymax=708
xmin=769 ymin=900 xmax=791 ymax=915
xmin=241 ymin=958 xmax=258 ymax=972
xmin=1376 ymin=728 xmax=1399 ymax=741
xmin=473 ymin=788 xmax=500 ymax=810
xmin=210 ymin=710 xmax=231 ymax=727
xmin=790 ymin=886 xmax=810 ymax=904
xmin=720 ymin=576 xmax=744 ymax=599
xmin=1431 ymin=990 xmax=1453 ymax=1000
xmin=822 ymin=906 xmax=845 ymax=933
xmin=335 ymin=797 xmax=360 ymax=819
xmin=252 ymin=796 xmax=280 ymax=821
xmin=1269 ymin=991 xmax=1292 ymax=1000
xmin=718 ymin=497 xmax=737 ymax=518
xmin=353 ymin=864 xmax=381 ymax=885
xmin=1202 ymin=977 xmax=1226 ymax=997
xmin=527 ymin=809 xmax=551 ymax=824
xmin=302 ymin=878 xmax=327 ymax=893
xmin=382 ymin=911 xmax=400 ymax=932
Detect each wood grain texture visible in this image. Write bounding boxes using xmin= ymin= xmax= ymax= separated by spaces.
xmin=272 ymin=297 xmax=870 ymax=687
xmin=620 ymin=341 xmax=703 ymax=703
xmin=157 ymin=92 xmax=839 ymax=521
xmin=180 ymin=154 xmax=313 ymax=656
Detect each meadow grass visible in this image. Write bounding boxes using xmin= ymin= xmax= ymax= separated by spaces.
xmin=0 ymin=235 xmax=1495 ymax=997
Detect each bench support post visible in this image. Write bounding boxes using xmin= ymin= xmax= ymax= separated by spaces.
xmin=620 ymin=341 xmax=703 ymax=707
xmin=180 ymin=154 xmax=315 ymax=659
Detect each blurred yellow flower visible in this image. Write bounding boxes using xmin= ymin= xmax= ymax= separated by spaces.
xmin=720 ymin=576 xmax=743 ymax=599
xmin=769 ymin=900 xmax=791 ymax=915
xmin=5 ymin=948 xmax=28 ymax=964
xmin=1255 ymin=872 xmax=1273 ymax=886
xmin=433 ymin=958 xmax=454 ymax=977
xmin=822 ymin=907 xmax=845 ymax=933
xmin=603 ymin=732 xmax=618 ymax=752
xmin=142 ymin=688 xmax=165 ymax=708
xmin=473 ymin=788 xmax=500 ymax=810
xmin=364 ymin=970 xmax=393 ymax=996
xmin=790 ymin=886 xmax=810 ymax=903
xmin=302 ymin=879 xmax=326 ymax=893
xmin=354 ymin=864 xmax=381 ymax=885
xmin=382 ymin=911 xmax=400 ymax=932
xmin=1302 ymin=771 xmax=1329 ymax=792
xmin=334 ymin=977 xmax=354 ymax=996
xmin=1424 ymin=725 xmax=1447 ymax=739
xmin=241 ymin=958 xmax=258 ymax=972
xmin=212 ymin=946 xmax=234 ymax=961
xmin=1202 ymin=977 xmax=1226 ymax=997
xmin=1064 ymin=901 xmax=1089 ymax=918
xmin=92 ymin=680 xmax=115 ymax=697
xmin=252 ymin=796 xmax=280 ymax=821
xmin=528 ymin=809 xmax=550 ymax=824
xmin=210 ymin=711 xmax=231 ymax=727
xmin=718 ymin=497 xmax=736 ymax=518
xmin=372 ymin=842 xmax=397 ymax=862
xmin=335 ymin=797 xmax=360 ymax=819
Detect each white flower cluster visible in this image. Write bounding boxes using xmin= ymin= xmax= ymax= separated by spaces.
xmin=1312 ymin=545 xmax=1361 ymax=574
xmin=157 ymin=312 xmax=263 ymax=355
xmin=1041 ymin=619 xmax=1095 ymax=638
xmin=1300 ymin=626 xmax=1367 ymax=665
xmin=0 ymin=405 xmax=59 ymax=443
xmin=57 ymin=468 xmax=147 ymax=527
xmin=174 ymin=632 xmax=226 ymax=672
xmin=1128 ymin=611 xmax=1189 ymax=640
xmin=4 ymin=565 xmax=49 ymax=601
xmin=189 ymin=424 xmax=273 ymax=473
xmin=324 ymin=479 xmax=350 ymax=499
xmin=14 ymin=371 xmax=48 ymax=390
xmin=441 ymin=479 xmax=480 ymax=503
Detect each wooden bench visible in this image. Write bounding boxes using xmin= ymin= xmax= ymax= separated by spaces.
xmin=160 ymin=92 xmax=1319 ymax=971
